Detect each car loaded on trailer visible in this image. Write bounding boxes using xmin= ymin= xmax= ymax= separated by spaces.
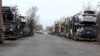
xmin=64 ymin=10 xmax=97 ymax=41
xmin=2 ymin=6 xmax=21 ymax=39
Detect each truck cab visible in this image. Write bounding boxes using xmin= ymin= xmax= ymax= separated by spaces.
xmin=70 ymin=14 xmax=97 ymax=41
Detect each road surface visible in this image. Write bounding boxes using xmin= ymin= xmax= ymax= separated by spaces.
xmin=0 ymin=34 xmax=100 ymax=56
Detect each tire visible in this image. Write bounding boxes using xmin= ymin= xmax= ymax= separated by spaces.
xmin=90 ymin=38 xmax=97 ymax=42
xmin=12 ymin=32 xmax=18 ymax=40
xmin=74 ymin=34 xmax=79 ymax=41
xmin=71 ymin=34 xmax=74 ymax=40
xmin=68 ymin=33 xmax=71 ymax=39
xmin=12 ymin=36 xmax=17 ymax=40
xmin=0 ymin=37 xmax=4 ymax=44
xmin=0 ymin=30 xmax=4 ymax=44
xmin=65 ymin=33 xmax=68 ymax=38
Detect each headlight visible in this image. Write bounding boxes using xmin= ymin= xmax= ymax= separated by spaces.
xmin=3 ymin=27 xmax=5 ymax=31
xmin=10 ymin=28 xmax=13 ymax=31
xmin=10 ymin=25 xmax=13 ymax=28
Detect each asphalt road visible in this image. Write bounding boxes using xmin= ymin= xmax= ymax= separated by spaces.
xmin=0 ymin=34 xmax=100 ymax=56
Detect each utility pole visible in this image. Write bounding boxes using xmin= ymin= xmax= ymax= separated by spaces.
xmin=0 ymin=0 xmax=3 ymax=29
xmin=0 ymin=0 xmax=4 ymax=44
xmin=96 ymin=2 xmax=100 ymax=42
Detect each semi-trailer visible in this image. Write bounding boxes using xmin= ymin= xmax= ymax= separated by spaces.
xmin=64 ymin=10 xmax=97 ymax=41
xmin=2 ymin=6 xmax=21 ymax=39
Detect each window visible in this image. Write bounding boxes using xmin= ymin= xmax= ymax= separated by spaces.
xmin=84 ymin=11 xmax=95 ymax=14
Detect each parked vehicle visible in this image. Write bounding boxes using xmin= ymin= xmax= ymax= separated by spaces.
xmin=2 ymin=6 xmax=21 ymax=39
xmin=54 ymin=20 xmax=61 ymax=36
xmin=19 ymin=16 xmax=34 ymax=37
xmin=28 ymin=19 xmax=34 ymax=36
xmin=64 ymin=10 xmax=97 ymax=41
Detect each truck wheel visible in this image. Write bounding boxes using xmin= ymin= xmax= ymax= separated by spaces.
xmin=91 ymin=38 xmax=96 ymax=42
xmin=0 ymin=35 xmax=4 ymax=44
xmin=74 ymin=37 xmax=79 ymax=41
xmin=0 ymin=30 xmax=4 ymax=44
xmin=65 ymin=33 xmax=68 ymax=38
xmin=11 ymin=35 xmax=17 ymax=40
xmin=0 ymin=38 xmax=4 ymax=44
xmin=74 ymin=35 xmax=79 ymax=41
xmin=71 ymin=34 xmax=74 ymax=40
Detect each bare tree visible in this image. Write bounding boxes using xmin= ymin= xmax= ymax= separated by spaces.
xmin=26 ymin=6 xmax=39 ymax=34
xmin=83 ymin=0 xmax=94 ymax=11
xmin=36 ymin=24 xmax=43 ymax=31
xmin=26 ymin=6 xmax=39 ymax=24
xmin=10 ymin=5 xmax=18 ymax=12
xmin=0 ymin=0 xmax=3 ymax=29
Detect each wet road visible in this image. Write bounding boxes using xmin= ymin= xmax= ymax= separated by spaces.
xmin=0 ymin=34 xmax=100 ymax=56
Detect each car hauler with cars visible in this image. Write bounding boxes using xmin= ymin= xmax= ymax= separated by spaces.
xmin=64 ymin=10 xmax=97 ymax=41
xmin=2 ymin=6 xmax=21 ymax=39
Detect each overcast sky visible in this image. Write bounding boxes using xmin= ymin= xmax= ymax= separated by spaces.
xmin=2 ymin=0 xmax=100 ymax=28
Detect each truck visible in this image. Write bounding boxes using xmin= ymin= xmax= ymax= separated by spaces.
xmin=59 ymin=19 xmax=65 ymax=36
xmin=54 ymin=20 xmax=63 ymax=36
xmin=20 ymin=16 xmax=33 ymax=37
xmin=64 ymin=10 xmax=97 ymax=41
xmin=28 ymin=19 xmax=34 ymax=36
xmin=63 ymin=17 xmax=72 ymax=38
xmin=55 ymin=19 xmax=65 ymax=36
xmin=2 ymin=6 xmax=21 ymax=39
xmin=19 ymin=16 xmax=34 ymax=37
xmin=54 ymin=20 xmax=60 ymax=35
